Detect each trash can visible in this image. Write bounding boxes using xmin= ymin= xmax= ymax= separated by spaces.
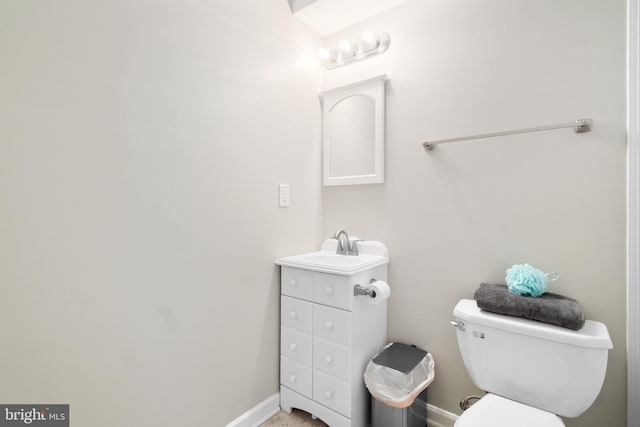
xmin=364 ymin=342 xmax=435 ymax=427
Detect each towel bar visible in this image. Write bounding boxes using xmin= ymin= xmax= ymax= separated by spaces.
xmin=422 ymin=118 xmax=592 ymax=151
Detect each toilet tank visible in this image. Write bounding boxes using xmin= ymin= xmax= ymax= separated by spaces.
xmin=453 ymin=299 xmax=612 ymax=418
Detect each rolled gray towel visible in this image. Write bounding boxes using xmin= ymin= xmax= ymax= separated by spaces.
xmin=474 ymin=283 xmax=585 ymax=330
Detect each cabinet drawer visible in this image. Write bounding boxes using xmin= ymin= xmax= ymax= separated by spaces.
xmin=281 ymin=267 xmax=312 ymax=301
xmin=313 ymin=337 xmax=350 ymax=381
xmin=281 ymin=326 xmax=312 ymax=365
xmin=281 ymin=356 xmax=312 ymax=398
xmin=312 ymin=273 xmax=352 ymax=311
xmin=313 ymin=304 xmax=351 ymax=346
xmin=281 ymin=296 xmax=312 ymax=332
xmin=313 ymin=370 xmax=351 ymax=417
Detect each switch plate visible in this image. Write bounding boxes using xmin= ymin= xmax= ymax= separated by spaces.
xmin=279 ymin=184 xmax=290 ymax=207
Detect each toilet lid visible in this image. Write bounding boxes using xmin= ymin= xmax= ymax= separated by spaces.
xmin=455 ymin=394 xmax=565 ymax=427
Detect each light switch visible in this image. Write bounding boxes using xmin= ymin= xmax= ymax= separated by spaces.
xmin=279 ymin=184 xmax=290 ymax=207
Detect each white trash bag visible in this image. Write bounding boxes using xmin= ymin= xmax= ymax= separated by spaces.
xmin=364 ymin=343 xmax=435 ymax=409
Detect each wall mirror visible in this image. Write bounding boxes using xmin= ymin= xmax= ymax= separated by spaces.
xmin=320 ymin=74 xmax=386 ymax=186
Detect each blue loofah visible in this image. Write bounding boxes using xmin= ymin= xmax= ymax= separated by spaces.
xmin=505 ymin=264 xmax=558 ymax=297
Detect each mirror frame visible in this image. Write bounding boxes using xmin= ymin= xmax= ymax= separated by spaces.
xmin=320 ymin=74 xmax=387 ymax=186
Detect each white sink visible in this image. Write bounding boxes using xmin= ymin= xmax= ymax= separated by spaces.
xmin=276 ymin=239 xmax=389 ymax=275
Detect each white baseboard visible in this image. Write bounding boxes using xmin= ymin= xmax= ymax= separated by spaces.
xmin=226 ymin=393 xmax=281 ymax=427
xmin=427 ymin=403 xmax=458 ymax=427
xmin=225 ymin=392 xmax=458 ymax=427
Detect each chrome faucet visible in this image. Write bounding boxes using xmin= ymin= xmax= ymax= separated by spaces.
xmin=333 ymin=230 xmax=362 ymax=256
xmin=334 ymin=230 xmax=349 ymax=255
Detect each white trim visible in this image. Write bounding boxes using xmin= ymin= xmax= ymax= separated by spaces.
xmin=225 ymin=393 xmax=280 ymax=427
xmin=319 ymin=74 xmax=388 ymax=97
xmin=628 ymin=1 xmax=640 ymax=427
xmin=427 ymin=403 xmax=459 ymax=427
xmin=226 ymin=393 xmax=459 ymax=427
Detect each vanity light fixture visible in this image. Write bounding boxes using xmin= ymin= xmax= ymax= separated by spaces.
xmin=318 ymin=31 xmax=391 ymax=69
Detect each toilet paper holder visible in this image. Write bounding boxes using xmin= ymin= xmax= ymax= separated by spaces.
xmin=354 ymin=279 xmax=378 ymax=298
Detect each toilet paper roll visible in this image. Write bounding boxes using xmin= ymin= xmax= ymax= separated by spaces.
xmin=367 ymin=280 xmax=390 ymax=304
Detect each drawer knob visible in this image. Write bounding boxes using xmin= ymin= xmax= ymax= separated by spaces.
xmin=324 ymin=390 xmax=333 ymax=399
xmin=289 ymin=374 xmax=297 ymax=383
xmin=290 ymin=279 xmax=298 ymax=287
xmin=325 ymin=286 xmax=333 ymax=294
xmin=324 ymin=321 xmax=333 ymax=330
xmin=289 ymin=343 xmax=297 ymax=352
xmin=324 ymin=355 xmax=334 ymax=364
xmin=290 ymin=311 xmax=297 ymax=319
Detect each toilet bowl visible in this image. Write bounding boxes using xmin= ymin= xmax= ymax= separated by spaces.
xmin=454 ymin=394 xmax=564 ymax=427
xmin=452 ymin=299 xmax=612 ymax=425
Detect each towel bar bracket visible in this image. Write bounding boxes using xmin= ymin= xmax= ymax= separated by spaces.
xmin=574 ymin=118 xmax=592 ymax=133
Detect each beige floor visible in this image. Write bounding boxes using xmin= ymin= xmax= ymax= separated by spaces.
xmin=260 ymin=409 xmax=329 ymax=427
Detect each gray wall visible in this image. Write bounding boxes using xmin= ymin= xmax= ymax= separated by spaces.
xmin=0 ymin=1 xmax=628 ymax=426
xmin=0 ymin=1 xmax=322 ymax=425
xmin=321 ymin=1 xmax=627 ymax=426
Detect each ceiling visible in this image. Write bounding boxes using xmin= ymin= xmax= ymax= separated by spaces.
xmin=288 ymin=0 xmax=411 ymax=36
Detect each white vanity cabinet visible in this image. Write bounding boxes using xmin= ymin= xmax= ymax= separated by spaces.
xmin=276 ymin=240 xmax=389 ymax=427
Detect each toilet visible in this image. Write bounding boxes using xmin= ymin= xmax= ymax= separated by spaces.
xmin=451 ymin=299 xmax=612 ymax=427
